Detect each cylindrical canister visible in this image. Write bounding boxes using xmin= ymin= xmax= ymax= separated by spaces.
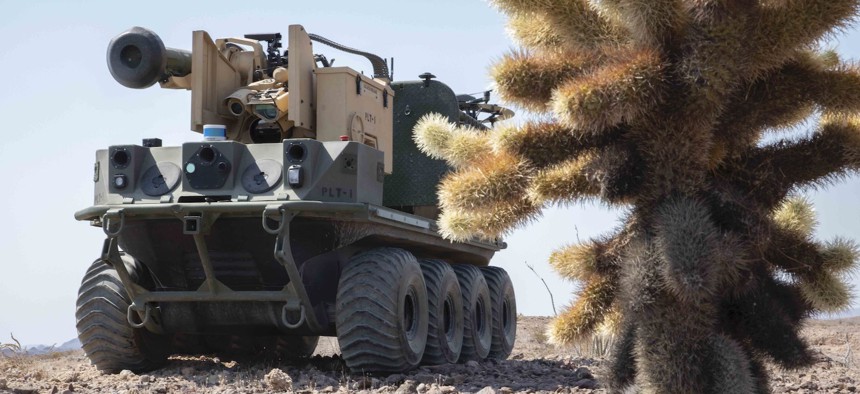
xmin=203 ymin=124 xmax=227 ymax=141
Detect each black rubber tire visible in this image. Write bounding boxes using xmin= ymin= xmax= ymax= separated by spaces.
xmin=75 ymin=259 xmax=168 ymax=373
xmin=452 ymin=264 xmax=492 ymax=362
xmin=336 ymin=248 xmax=429 ymax=372
xmin=419 ymin=260 xmax=464 ymax=365
xmin=481 ymin=266 xmax=517 ymax=360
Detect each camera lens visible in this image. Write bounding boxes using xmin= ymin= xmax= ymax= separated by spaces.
xmin=229 ymin=101 xmax=244 ymax=116
xmin=112 ymin=150 xmax=130 ymax=167
xmin=287 ymin=144 xmax=306 ymax=163
xmin=199 ymin=147 xmax=216 ymax=163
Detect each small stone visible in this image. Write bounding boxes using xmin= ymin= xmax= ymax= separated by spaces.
xmin=417 ymin=383 xmax=427 ymax=393
xmin=499 ymin=387 xmax=512 ymax=394
xmin=118 ymin=370 xmax=135 ymax=380
xmin=0 ymin=379 xmax=6 ymax=389
xmin=139 ymin=375 xmax=154 ymax=384
xmin=322 ymin=386 xmax=335 ymax=392
xmin=476 ymin=387 xmax=496 ymax=394
xmin=67 ymin=383 xmax=74 ymax=392
xmin=50 ymin=386 xmax=58 ymax=394
xmin=264 ymin=368 xmax=293 ymax=392
xmin=60 ymin=372 xmax=78 ymax=383
xmin=465 ymin=360 xmax=480 ymax=368
xmin=439 ymin=386 xmax=456 ymax=394
xmin=396 ymin=380 xmax=418 ymax=394
xmin=799 ymin=377 xmax=817 ymax=390
xmin=212 ymin=357 xmax=221 ymax=364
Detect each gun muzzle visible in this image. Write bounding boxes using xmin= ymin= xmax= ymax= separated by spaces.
xmin=107 ymin=27 xmax=192 ymax=89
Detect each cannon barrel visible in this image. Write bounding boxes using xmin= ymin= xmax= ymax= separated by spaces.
xmin=107 ymin=27 xmax=192 ymax=89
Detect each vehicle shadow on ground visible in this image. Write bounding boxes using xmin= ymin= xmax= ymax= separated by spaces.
xmin=158 ymin=354 xmax=600 ymax=392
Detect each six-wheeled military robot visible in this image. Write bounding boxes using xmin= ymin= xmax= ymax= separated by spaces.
xmin=74 ymin=25 xmax=516 ymax=373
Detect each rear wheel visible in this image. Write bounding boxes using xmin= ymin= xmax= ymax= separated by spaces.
xmin=481 ymin=266 xmax=516 ymax=360
xmin=419 ymin=260 xmax=463 ymax=365
xmin=75 ymin=258 xmax=169 ymax=373
xmin=336 ymin=248 xmax=428 ymax=372
xmin=452 ymin=264 xmax=491 ymax=362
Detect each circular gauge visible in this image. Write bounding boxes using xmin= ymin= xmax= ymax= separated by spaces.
xmin=141 ymin=162 xmax=181 ymax=196
xmin=242 ymin=159 xmax=283 ymax=194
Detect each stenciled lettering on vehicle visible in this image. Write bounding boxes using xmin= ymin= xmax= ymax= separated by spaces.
xmin=321 ymin=186 xmax=354 ymax=199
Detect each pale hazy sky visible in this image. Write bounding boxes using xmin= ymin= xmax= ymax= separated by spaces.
xmin=0 ymin=0 xmax=858 ymax=346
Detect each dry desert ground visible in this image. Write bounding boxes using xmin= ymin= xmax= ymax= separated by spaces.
xmin=1 ymin=316 xmax=858 ymax=394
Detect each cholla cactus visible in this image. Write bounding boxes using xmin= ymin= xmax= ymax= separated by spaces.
xmin=414 ymin=0 xmax=860 ymax=391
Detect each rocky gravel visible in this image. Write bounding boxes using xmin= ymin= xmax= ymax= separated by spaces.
xmin=0 ymin=316 xmax=857 ymax=393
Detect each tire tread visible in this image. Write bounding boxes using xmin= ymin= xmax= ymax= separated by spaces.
xmin=75 ymin=260 xmax=166 ymax=373
xmin=420 ymin=260 xmax=463 ymax=365
xmin=452 ymin=264 xmax=491 ymax=362
xmin=336 ymin=248 xmax=427 ymax=372
xmin=481 ymin=266 xmax=517 ymax=360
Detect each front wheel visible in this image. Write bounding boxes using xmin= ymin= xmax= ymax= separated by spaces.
xmin=336 ymin=248 xmax=429 ymax=372
xmin=75 ymin=258 xmax=169 ymax=373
